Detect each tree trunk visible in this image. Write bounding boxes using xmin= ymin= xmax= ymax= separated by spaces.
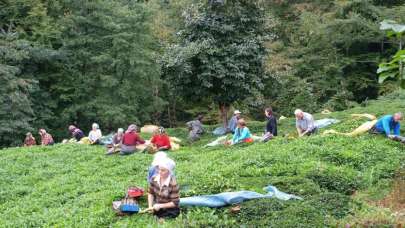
xmin=219 ymin=103 xmax=230 ymax=128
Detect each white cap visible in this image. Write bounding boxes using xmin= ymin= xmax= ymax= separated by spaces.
xmin=234 ymin=110 xmax=241 ymax=115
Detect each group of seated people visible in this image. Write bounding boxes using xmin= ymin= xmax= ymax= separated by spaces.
xmin=106 ymin=124 xmax=172 ymax=155
xmin=23 ymin=129 xmax=55 ymax=147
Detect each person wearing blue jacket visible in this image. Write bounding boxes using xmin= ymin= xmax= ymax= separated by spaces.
xmin=232 ymin=119 xmax=252 ymax=145
xmin=373 ymin=113 xmax=402 ymax=137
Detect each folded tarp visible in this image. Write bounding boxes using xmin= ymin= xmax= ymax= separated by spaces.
xmin=179 ymin=185 xmax=302 ymax=208
xmin=315 ymin=118 xmax=340 ymax=129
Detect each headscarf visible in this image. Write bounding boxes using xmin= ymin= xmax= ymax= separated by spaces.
xmin=158 ymin=127 xmax=165 ymax=134
xmin=152 ymin=152 xmax=168 ymax=166
xmin=155 ymin=157 xmax=176 ymax=174
xmin=117 ymin=128 xmax=124 ymax=135
xmin=92 ymin=123 xmax=99 ymax=130
xmin=126 ymin=124 xmax=137 ymax=133
xmin=39 ymin=129 xmax=47 ymax=135
xmin=68 ymin=125 xmax=76 ymax=132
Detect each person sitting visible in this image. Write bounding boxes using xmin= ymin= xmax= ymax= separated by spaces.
xmin=106 ymin=128 xmax=124 ymax=155
xmin=295 ymin=109 xmax=317 ymax=137
xmin=227 ymin=110 xmax=241 ymax=134
xmin=186 ymin=115 xmax=204 ymax=142
xmin=68 ymin=125 xmax=85 ymax=141
xmin=262 ymin=107 xmax=277 ymax=142
xmin=39 ymin=129 xmax=54 ymax=146
xmin=371 ymin=112 xmax=402 ymax=138
xmin=88 ymin=123 xmax=102 ymax=144
xmin=24 ymin=132 xmax=36 ymax=147
xmin=147 ymin=157 xmax=180 ymax=219
xmin=231 ymin=119 xmax=252 ymax=145
xmin=149 ymin=127 xmax=171 ymax=153
xmin=121 ymin=124 xmax=145 ymax=155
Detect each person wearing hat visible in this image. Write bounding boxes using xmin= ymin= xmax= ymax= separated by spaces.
xmin=147 ymin=157 xmax=180 ymax=219
xmin=149 ymin=127 xmax=171 ymax=153
xmin=228 ymin=110 xmax=241 ymax=134
xmin=24 ymin=132 xmax=37 ymax=147
xmin=295 ymin=109 xmax=317 ymax=137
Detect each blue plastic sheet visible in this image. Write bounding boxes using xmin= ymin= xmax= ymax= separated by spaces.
xmin=179 ymin=185 xmax=302 ymax=208
xmin=213 ymin=127 xmax=227 ymax=136
xmin=314 ymin=118 xmax=340 ymax=129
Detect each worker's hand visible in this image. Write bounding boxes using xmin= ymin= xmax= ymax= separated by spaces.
xmin=153 ymin=204 xmax=162 ymax=211
xmin=388 ymin=135 xmax=395 ymax=139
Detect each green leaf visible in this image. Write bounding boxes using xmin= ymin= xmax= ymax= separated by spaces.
xmin=377 ymin=65 xmax=398 ymax=74
xmin=378 ymin=72 xmax=398 ymax=83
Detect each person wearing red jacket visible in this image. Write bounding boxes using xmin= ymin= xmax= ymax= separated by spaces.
xmin=149 ymin=127 xmax=171 ymax=153
xmin=120 ymin=124 xmax=145 ymax=155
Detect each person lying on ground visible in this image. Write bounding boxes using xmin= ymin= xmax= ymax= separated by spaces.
xmin=88 ymin=123 xmax=102 ymax=144
xmin=147 ymin=152 xmax=176 ymax=183
xmin=262 ymin=107 xmax=277 ymax=142
xmin=295 ymin=109 xmax=317 ymax=137
xmin=147 ymin=157 xmax=180 ymax=219
xmin=24 ymin=132 xmax=36 ymax=147
xmin=39 ymin=129 xmax=54 ymax=146
xmin=231 ymin=119 xmax=253 ymax=145
xmin=106 ymin=128 xmax=124 ymax=155
xmin=227 ymin=110 xmax=241 ymax=134
xmin=68 ymin=125 xmax=85 ymax=141
xmin=186 ymin=115 xmax=204 ymax=142
xmin=371 ymin=112 xmax=402 ymax=138
xmin=120 ymin=124 xmax=145 ymax=155
xmin=148 ymin=127 xmax=171 ymax=153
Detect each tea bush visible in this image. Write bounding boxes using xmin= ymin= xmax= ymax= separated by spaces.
xmin=0 ymin=93 xmax=404 ymax=227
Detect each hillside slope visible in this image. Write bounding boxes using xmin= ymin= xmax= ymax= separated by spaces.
xmin=1 ymin=92 xmax=404 ymax=227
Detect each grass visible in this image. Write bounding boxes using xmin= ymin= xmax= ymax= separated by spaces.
xmin=0 ymin=91 xmax=405 ymax=227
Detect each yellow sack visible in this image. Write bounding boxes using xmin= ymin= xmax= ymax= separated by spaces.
xmin=350 ymin=113 xmax=376 ymax=120
xmin=321 ymin=109 xmax=332 ymax=115
xmin=136 ymin=144 xmax=148 ymax=151
xmin=170 ymin=137 xmax=182 ymax=143
xmin=171 ymin=142 xmax=180 ymax=151
xmin=279 ymin=116 xmax=287 ymax=121
xmin=322 ymin=120 xmax=377 ymax=137
xmin=79 ymin=137 xmax=91 ymax=144
xmin=345 ymin=120 xmax=377 ymax=136
xmin=141 ymin=125 xmax=159 ymax=134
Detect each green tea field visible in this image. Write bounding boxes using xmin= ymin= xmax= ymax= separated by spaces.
xmin=1 ymin=92 xmax=405 ymax=227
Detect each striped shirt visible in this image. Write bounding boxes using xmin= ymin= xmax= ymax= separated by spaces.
xmin=41 ymin=133 xmax=54 ymax=145
xmin=148 ymin=175 xmax=180 ymax=207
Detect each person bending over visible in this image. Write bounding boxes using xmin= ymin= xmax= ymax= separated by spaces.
xmin=295 ymin=109 xmax=317 ymax=137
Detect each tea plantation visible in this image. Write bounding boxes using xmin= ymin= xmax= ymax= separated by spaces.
xmin=1 ymin=92 xmax=404 ymax=227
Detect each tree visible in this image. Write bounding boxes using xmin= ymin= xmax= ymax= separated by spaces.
xmin=52 ymin=0 xmax=163 ymax=131
xmin=161 ymin=0 xmax=268 ymax=126
xmin=377 ymin=20 xmax=405 ymax=88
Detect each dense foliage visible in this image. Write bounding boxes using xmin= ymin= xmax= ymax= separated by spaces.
xmin=1 ymin=0 xmax=405 ymax=147
xmin=0 ymin=93 xmax=404 ymax=226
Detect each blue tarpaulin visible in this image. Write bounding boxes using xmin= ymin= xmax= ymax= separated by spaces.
xmin=179 ymin=185 xmax=302 ymax=208
xmin=315 ymin=118 xmax=340 ymax=129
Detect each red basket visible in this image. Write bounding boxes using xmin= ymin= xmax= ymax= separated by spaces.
xmin=127 ymin=187 xmax=144 ymax=198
